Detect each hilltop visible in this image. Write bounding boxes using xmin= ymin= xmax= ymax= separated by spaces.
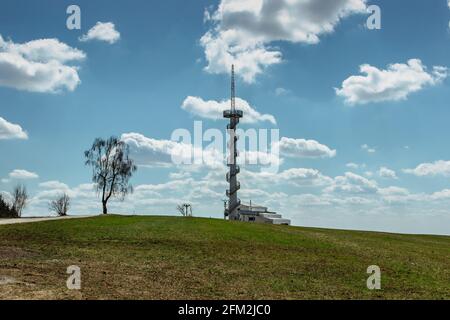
xmin=0 ymin=215 xmax=448 ymax=299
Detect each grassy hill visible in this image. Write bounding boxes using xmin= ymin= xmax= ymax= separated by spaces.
xmin=0 ymin=215 xmax=448 ymax=300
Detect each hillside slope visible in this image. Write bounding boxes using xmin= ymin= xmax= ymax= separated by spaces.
xmin=0 ymin=215 xmax=448 ymax=299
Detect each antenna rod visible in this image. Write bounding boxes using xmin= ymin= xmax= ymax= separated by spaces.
xmin=231 ymin=64 xmax=235 ymax=111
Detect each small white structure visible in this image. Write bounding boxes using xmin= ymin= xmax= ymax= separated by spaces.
xmin=237 ymin=203 xmax=291 ymax=225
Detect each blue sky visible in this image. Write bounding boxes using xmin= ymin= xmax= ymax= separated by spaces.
xmin=1 ymin=0 xmax=450 ymax=235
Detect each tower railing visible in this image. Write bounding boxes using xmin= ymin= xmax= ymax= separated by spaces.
xmin=226 ymin=182 xmax=241 ymax=197
xmin=226 ymin=165 xmax=240 ymax=182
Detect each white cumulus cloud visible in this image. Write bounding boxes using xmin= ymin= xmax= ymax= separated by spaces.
xmin=325 ymin=172 xmax=378 ymax=194
xmin=448 ymin=1 xmax=450 ymax=29
xmin=80 ymin=22 xmax=121 ymax=44
xmin=0 ymin=35 xmax=84 ymax=93
xmin=378 ymin=167 xmax=398 ymax=179
xmin=201 ymin=0 xmax=368 ymax=83
xmin=8 ymin=169 xmax=39 ymax=180
xmin=0 ymin=117 xmax=28 ymax=140
xmin=121 ymin=132 xmax=224 ymax=169
xmin=336 ymin=59 xmax=448 ymax=105
xmin=275 ymin=137 xmax=336 ymax=159
xmin=122 ymin=132 xmax=282 ymax=171
xmin=181 ymin=96 xmax=276 ymax=124
xmin=7 ymin=38 xmax=86 ymax=63
xmin=403 ymin=160 xmax=450 ymax=177
xmin=39 ymin=180 xmax=70 ymax=190
xmin=243 ymin=167 xmax=332 ymax=188
xmin=346 ymin=162 xmax=365 ymax=169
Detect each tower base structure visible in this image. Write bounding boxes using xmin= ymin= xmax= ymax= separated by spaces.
xmin=231 ymin=203 xmax=291 ymax=225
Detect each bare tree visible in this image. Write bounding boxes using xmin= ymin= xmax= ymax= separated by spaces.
xmin=12 ymin=184 xmax=28 ymax=218
xmin=177 ymin=203 xmax=192 ymax=217
xmin=177 ymin=204 xmax=186 ymax=216
xmin=84 ymin=136 xmax=137 ymax=214
xmin=49 ymin=193 xmax=70 ymax=216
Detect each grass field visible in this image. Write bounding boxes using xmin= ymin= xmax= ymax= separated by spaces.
xmin=0 ymin=215 xmax=448 ymax=300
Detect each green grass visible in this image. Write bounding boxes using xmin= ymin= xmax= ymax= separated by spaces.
xmin=0 ymin=215 xmax=449 ymax=299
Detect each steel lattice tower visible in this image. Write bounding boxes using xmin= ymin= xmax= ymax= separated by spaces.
xmin=224 ymin=65 xmax=243 ymax=220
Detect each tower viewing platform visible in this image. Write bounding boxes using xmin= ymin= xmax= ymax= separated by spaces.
xmin=223 ymin=109 xmax=243 ymax=119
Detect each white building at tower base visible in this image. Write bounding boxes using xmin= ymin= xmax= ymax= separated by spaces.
xmin=235 ymin=203 xmax=291 ymax=226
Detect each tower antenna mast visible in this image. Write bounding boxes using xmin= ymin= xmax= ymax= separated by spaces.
xmin=231 ymin=64 xmax=236 ymax=112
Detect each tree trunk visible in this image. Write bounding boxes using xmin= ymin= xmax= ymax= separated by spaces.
xmin=102 ymin=201 xmax=108 ymax=214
